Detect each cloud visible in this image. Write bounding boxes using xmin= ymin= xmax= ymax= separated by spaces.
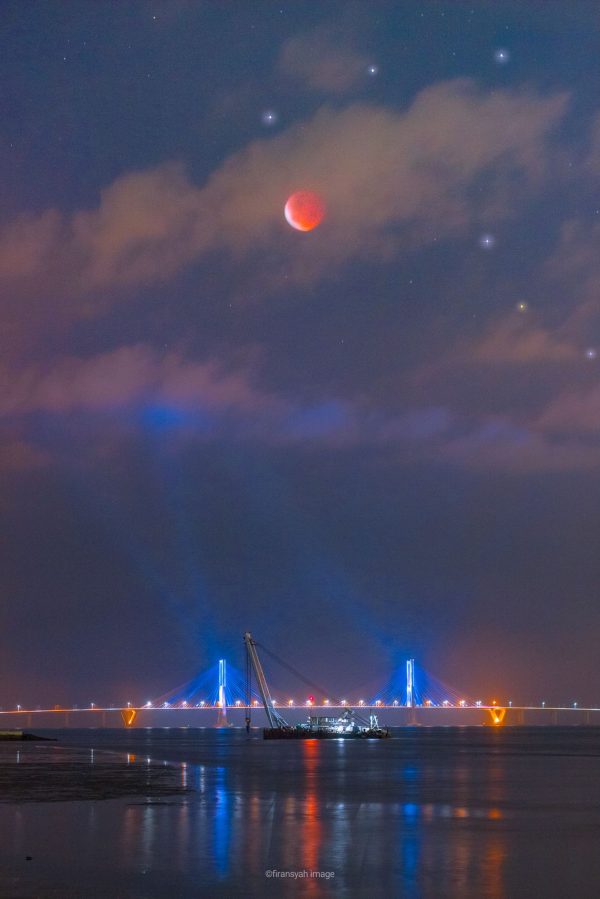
xmin=0 ymin=345 xmax=276 ymax=418
xmin=403 ymin=304 xmax=600 ymax=471
xmin=277 ymin=401 xmax=600 ymax=473
xmin=439 ymin=416 xmax=600 ymax=473
xmin=471 ymin=315 xmax=579 ymax=365
xmin=410 ymin=309 xmax=585 ymax=427
xmin=0 ymin=210 xmax=61 ymax=281
xmin=544 ymin=218 xmax=600 ymax=293
xmin=0 ymin=79 xmax=569 ymax=342
xmin=277 ymin=24 xmax=370 ymax=93
xmin=543 ymin=219 xmax=600 ymax=337
xmin=0 ymin=343 xmax=450 ymax=447
xmin=3 ymin=339 xmax=600 ymax=475
xmin=537 ymin=218 xmax=600 ymax=361
xmin=418 ymin=313 xmax=581 ymax=379
xmin=537 ymin=384 xmax=600 ymax=435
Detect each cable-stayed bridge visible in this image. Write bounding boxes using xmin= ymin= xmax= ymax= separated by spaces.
xmin=2 ymin=656 xmax=600 ymax=728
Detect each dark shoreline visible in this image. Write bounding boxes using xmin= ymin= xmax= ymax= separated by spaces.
xmin=0 ymin=741 xmax=190 ymax=803
xmin=0 ymin=730 xmax=55 ymax=742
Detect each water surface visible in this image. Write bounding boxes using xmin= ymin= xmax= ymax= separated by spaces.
xmin=1 ymin=726 xmax=599 ymax=897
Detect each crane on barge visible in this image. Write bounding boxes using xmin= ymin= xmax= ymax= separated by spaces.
xmin=243 ymin=631 xmax=389 ymax=739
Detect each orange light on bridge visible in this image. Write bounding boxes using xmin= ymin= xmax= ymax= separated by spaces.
xmin=121 ymin=708 xmax=137 ymax=728
xmin=487 ymin=707 xmax=507 ymax=726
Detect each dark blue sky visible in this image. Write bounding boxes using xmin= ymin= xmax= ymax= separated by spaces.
xmin=2 ymin=1 xmax=600 ymax=707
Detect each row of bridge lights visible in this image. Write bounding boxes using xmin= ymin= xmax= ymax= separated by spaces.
xmin=14 ymin=699 xmax=477 ymax=710
xmin=135 ymin=698 xmax=559 ymax=709
xmin=137 ymin=698 xmax=509 ymax=709
xmin=146 ymin=698 xmax=581 ymax=710
xmin=9 ymin=699 xmax=584 ymax=710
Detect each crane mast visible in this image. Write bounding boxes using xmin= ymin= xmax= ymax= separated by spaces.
xmin=244 ymin=631 xmax=289 ymax=730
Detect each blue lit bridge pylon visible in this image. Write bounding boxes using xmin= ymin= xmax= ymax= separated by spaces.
xmin=150 ymin=657 xmax=255 ymax=726
xmin=406 ymin=658 xmax=414 ymax=709
xmin=216 ymin=658 xmax=228 ymax=728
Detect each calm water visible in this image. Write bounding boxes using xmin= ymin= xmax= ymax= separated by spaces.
xmin=1 ymin=726 xmax=600 ymax=898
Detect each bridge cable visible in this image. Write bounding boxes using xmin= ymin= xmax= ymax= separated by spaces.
xmin=255 ymin=641 xmax=371 ymax=727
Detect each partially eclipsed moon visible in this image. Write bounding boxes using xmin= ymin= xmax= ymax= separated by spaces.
xmin=284 ymin=191 xmax=325 ymax=232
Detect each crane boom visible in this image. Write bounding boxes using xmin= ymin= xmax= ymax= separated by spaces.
xmin=244 ymin=631 xmax=289 ymax=729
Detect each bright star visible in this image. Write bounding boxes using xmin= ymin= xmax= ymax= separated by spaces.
xmin=494 ymin=48 xmax=510 ymax=64
xmin=585 ymin=348 xmax=597 ymax=360
xmin=261 ymin=109 xmax=278 ymax=126
xmin=367 ymin=64 xmax=379 ymax=76
xmin=517 ymin=301 xmax=528 ymax=312
xmin=479 ymin=233 xmax=496 ymax=250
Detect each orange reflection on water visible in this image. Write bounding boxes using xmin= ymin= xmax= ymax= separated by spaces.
xmin=301 ymin=740 xmax=322 ymax=891
xmin=482 ymin=836 xmax=506 ymax=899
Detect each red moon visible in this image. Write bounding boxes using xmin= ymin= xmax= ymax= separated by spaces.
xmin=284 ymin=191 xmax=325 ymax=232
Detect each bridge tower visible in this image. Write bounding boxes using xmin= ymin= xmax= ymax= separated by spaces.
xmin=216 ymin=658 xmax=228 ymax=727
xmin=406 ymin=658 xmax=415 ymax=708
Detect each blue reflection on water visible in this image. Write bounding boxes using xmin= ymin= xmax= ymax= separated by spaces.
xmin=213 ymin=765 xmax=229 ymax=877
xmin=401 ymin=833 xmax=420 ymax=897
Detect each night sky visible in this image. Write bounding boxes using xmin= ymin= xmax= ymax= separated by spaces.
xmin=2 ymin=1 xmax=600 ymax=708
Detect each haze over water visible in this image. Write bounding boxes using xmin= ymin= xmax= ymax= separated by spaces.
xmin=1 ymin=727 xmax=600 ymax=898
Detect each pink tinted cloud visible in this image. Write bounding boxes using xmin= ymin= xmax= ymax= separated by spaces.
xmin=0 ymin=80 xmax=568 ymax=318
xmin=544 ymin=219 xmax=600 ymax=295
xmin=471 ymin=315 xmax=579 ymax=365
xmin=0 ymin=210 xmax=62 ymax=281
xmin=412 ymin=311 xmax=583 ymax=417
xmin=0 ymin=345 xmax=276 ymax=417
xmin=537 ymin=383 xmax=600 ymax=435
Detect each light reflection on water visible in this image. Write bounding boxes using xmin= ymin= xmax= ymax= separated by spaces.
xmin=2 ymin=727 xmax=600 ymax=897
xmin=213 ymin=765 xmax=229 ymax=876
